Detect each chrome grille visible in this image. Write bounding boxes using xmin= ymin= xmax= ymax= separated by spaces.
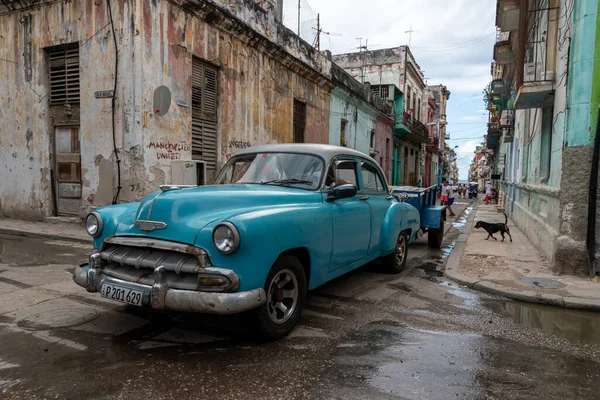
xmin=100 ymin=245 xmax=202 ymax=274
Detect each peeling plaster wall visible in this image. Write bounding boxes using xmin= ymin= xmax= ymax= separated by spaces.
xmin=328 ymin=88 xmax=376 ymax=156
xmin=1 ymin=0 xmax=334 ymax=217
xmin=375 ymin=115 xmax=393 ymax=181
xmin=0 ymin=0 xmax=122 ymax=219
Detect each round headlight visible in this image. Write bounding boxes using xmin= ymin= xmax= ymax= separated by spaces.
xmin=212 ymin=222 xmax=240 ymax=255
xmin=85 ymin=212 xmax=103 ymax=238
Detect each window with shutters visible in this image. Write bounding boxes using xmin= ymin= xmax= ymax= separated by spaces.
xmin=192 ymin=58 xmax=218 ymax=170
xmin=293 ymin=100 xmax=306 ymax=143
xmin=48 ymin=43 xmax=80 ymax=105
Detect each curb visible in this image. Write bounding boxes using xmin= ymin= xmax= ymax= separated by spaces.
xmin=443 ymin=202 xmax=600 ymax=311
xmin=0 ymin=227 xmax=92 ymax=245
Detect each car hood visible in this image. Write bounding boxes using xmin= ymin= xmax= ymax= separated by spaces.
xmin=114 ymin=184 xmax=322 ymax=244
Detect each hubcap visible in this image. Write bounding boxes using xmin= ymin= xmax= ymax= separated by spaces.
xmin=267 ymin=269 xmax=298 ymax=324
xmin=395 ymin=235 xmax=406 ymax=266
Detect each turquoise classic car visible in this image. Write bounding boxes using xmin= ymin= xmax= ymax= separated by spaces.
xmin=72 ymin=144 xmax=443 ymax=339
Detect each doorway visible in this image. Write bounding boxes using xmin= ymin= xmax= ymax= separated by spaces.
xmin=54 ymin=126 xmax=82 ymax=216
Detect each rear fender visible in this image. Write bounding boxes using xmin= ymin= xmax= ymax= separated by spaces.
xmin=422 ymin=206 xmax=446 ymax=229
xmin=380 ymin=202 xmax=420 ymax=253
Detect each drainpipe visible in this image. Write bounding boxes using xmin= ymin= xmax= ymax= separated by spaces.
xmin=587 ymin=108 xmax=600 ymax=277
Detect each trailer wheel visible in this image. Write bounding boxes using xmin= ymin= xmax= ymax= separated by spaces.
xmin=428 ymin=214 xmax=445 ymax=248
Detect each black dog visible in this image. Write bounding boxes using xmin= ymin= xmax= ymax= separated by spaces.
xmin=474 ymin=213 xmax=512 ymax=242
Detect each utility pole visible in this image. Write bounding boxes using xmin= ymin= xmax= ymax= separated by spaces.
xmin=297 ymin=0 xmax=301 ymax=36
xmin=316 ymin=14 xmax=320 ymax=51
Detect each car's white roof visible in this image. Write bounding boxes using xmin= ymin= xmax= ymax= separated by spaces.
xmin=237 ymin=143 xmax=378 ymax=166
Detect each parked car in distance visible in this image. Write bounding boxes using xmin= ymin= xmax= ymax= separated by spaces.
xmin=73 ymin=144 xmax=441 ymax=339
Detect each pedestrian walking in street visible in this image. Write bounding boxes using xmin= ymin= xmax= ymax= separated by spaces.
xmin=485 ymin=182 xmax=492 ymax=204
xmin=440 ymin=182 xmax=448 ymax=205
xmin=444 ymin=179 xmax=456 ymax=216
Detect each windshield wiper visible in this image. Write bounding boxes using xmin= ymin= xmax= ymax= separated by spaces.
xmin=261 ymin=178 xmax=314 ymax=186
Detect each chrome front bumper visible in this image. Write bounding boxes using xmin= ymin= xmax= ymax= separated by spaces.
xmin=72 ymin=264 xmax=266 ymax=314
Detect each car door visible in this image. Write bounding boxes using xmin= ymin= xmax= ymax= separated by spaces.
xmin=359 ymin=160 xmax=392 ymax=255
xmin=326 ymin=159 xmax=371 ymax=271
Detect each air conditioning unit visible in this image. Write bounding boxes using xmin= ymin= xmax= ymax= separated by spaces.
xmin=171 ymin=160 xmax=207 ymax=185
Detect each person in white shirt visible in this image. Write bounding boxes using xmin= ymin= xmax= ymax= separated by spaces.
xmin=440 ymin=182 xmax=448 ymax=205
xmin=485 ymin=182 xmax=492 ymax=204
xmin=444 ymin=179 xmax=456 ymax=216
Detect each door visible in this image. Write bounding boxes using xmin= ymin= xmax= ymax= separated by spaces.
xmin=54 ymin=126 xmax=81 ymax=215
xmin=403 ymin=146 xmax=409 ymax=185
xmin=327 ymin=159 xmax=371 ymax=271
xmin=359 ymin=161 xmax=391 ymax=254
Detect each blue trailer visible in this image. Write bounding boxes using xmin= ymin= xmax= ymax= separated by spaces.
xmin=390 ymin=185 xmax=447 ymax=248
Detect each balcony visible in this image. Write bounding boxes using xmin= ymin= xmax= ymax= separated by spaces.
xmin=393 ymin=112 xmax=429 ymax=144
xmin=488 ymin=121 xmax=501 ymax=137
xmin=496 ymin=0 xmax=520 ymax=32
xmin=493 ymin=30 xmax=512 ymax=65
xmin=514 ymin=3 xmax=557 ymax=109
xmin=426 ymin=137 xmax=440 ymax=153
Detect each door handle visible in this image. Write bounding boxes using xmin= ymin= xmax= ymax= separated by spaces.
xmin=386 ymin=196 xmax=394 ymax=200
xmin=360 ymin=196 xmax=369 ymax=201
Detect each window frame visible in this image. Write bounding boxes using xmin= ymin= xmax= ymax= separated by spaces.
xmin=359 ymin=160 xmax=388 ymax=194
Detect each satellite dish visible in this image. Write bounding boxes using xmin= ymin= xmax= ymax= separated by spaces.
xmin=153 ymin=86 xmax=171 ymax=116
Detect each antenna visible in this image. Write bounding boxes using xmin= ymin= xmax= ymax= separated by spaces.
xmin=405 ymin=26 xmax=419 ymax=47
xmin=312 ymin=14 xmax=342 ymax=51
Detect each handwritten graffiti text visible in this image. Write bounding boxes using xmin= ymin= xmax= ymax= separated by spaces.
xmin=228 ymin=140 xmax=252 ymax=149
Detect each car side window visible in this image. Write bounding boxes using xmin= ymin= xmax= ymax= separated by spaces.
xmin=325 ymin=160 xmax=358 ymax=188
xmin=361 ymin=162 xmax=386 ymax=193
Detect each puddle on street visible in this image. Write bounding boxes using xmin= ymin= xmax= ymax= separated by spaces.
xmin=492 ymin=299 xmax=600 ymax=345
xmin=0 ymin=233 xmax=89 ymax=266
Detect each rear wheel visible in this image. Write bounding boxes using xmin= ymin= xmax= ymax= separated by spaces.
xmin=428 ymin=214 xmax=445 ymax=248
xmin=382 ymin=232 xmax=408 ymax=273
xmin=255 ymin=255 xmax=306 ymax=340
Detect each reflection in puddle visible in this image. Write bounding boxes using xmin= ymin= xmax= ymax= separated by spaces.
xmin=367 ymin=328 xmax=485 ymax=399
xmin=500 ymin=301 xmax=600 ymax=345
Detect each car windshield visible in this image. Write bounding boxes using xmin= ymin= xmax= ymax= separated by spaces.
xmin=215 ymin=152 xmax=324 ymax=190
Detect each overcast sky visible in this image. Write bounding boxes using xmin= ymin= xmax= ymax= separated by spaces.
xmin=306 ymin=0 xmax=496 ymax=181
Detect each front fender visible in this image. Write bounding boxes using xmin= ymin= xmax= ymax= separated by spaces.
xmin=194 ymin=205 xmax=332 ymax=292
xmin=93 ymin=203 xmax=140 ymax=248
xmin=379 ymin=202 xmax=420 ymax=254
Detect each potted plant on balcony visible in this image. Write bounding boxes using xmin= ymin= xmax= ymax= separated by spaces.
xmin=483 ymin=83 xmax=494 ymax=111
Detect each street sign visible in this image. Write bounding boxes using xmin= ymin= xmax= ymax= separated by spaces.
xmin=94 ymin=90 xmax=114 ymax=98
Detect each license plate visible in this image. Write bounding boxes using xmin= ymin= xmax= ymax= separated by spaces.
xmin=100 ymin=283 xmax=143 ymax=307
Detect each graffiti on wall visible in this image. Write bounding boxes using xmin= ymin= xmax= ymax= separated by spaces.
xmin=228 ymin=140 xmax=252 ymax=149
xmin=148 ymin=141 xmax=191 ymax=160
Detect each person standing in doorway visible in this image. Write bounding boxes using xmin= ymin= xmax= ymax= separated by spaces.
xmin=485 ymin=182 xmax=492 ymax=204
xmin=444 ymin=179 xmax=456 ymax=217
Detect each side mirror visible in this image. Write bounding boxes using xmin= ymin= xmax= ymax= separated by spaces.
xmin=326 ymin=184 xmax=357 ymax=202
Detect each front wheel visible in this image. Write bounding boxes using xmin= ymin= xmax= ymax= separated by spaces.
xmin=428 ymin=214 xmax=445 ymax=248
xmin=255 ymin=255 xmax=307 ymax=340
xmin=382 ymin=232 xmax=409 ymax=273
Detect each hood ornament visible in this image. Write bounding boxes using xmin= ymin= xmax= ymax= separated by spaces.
xmin=134 ymin=220 xmax=168 ymax=232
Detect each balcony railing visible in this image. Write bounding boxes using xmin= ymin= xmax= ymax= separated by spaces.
xmin=402 ymin=112 xmax=429 ymax=140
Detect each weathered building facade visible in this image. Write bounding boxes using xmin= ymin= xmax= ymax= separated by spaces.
xmin=332 ymin=46 xmax=433 ymax=186
xmin=491 ymin=0 xmax=600 ymax=276
xmin=426 ymin=84 xmax=451 ymax=185
xmin=327 ymin=63 xmax=394 ymax=179
xmin=1 ymin=0 xmax=339 ymax=219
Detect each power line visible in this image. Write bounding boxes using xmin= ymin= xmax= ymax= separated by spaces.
xmin=411 ymin=33 xmax=495 ymax=52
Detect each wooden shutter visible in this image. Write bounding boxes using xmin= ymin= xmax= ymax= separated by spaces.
xmin=293 ymin=100 xmax=306 ymax=143
xmin=48 ymin=44 xmax=80 ymax=105
xmin=192 ymin=58 xmax=218 ymax=169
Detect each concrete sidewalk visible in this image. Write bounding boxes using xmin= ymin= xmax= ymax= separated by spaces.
xmin=0 ymin=218 xmax=91 ymax=244
xmin=445 ymin=201 xmax=600 ymax=311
